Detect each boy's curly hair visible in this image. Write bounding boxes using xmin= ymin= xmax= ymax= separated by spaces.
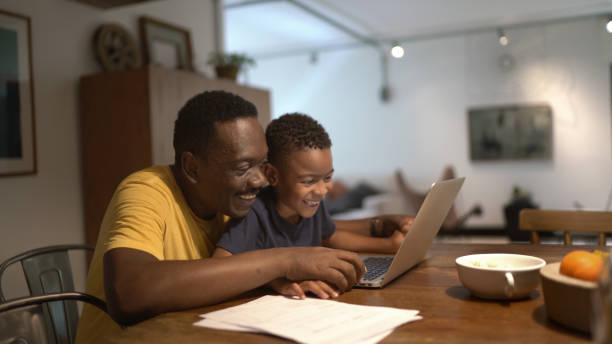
xmin=265 ymin=112 xmax=331 ymax=164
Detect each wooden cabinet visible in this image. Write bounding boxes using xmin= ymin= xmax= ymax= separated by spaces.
xmin=73 ymin=0 xmax=153 ymax=9
xmin=79 ymin=66 xmax=271 ymax=246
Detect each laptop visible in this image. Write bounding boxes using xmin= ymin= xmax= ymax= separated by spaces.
xmin=357 ymin=177 xmax=465 ymax=288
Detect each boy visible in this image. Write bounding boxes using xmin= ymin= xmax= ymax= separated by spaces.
xmin=213 ymin=113 xmax=412 ymax=299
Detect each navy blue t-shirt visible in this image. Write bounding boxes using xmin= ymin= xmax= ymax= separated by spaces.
xmin=216 ymin=188 xmax=336 ymax=254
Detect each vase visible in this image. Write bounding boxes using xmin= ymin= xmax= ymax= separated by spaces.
xmin=504 ymin=198 xmax=538 ymax=242
xmin=214 ymin=66 xmax=238 ymax=81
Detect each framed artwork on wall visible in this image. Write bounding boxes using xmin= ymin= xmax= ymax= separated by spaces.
xmin=139 ymin=16 xmax=193 ymax=71
xmin=468 ymin=104 xmax=553 ymax=161
xmin=0 ymin=10 xmax=36 ymax=177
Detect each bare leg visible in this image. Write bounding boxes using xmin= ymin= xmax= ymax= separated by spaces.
xmin=396 ymin=166 xmax=482 ymax=231
xmin=395 ymin=169 xmax=426 ymax=214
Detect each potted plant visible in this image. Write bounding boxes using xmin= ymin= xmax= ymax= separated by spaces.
xmin=504 ymin=185 xmax=538 ymax=241
xmin=207 ymin=52 xmax=255 ymax=81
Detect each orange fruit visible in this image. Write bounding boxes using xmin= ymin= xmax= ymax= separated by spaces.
xmin=559 ymin=250 xmax=603 ymax=282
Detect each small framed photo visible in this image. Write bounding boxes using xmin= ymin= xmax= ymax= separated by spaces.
xmin=0 ymin=10 xmax=36 ymax=177
xmin=139 ymin=16 xmax=193 ymax=71
xmin=468 ymin=104 xmax=553 ymax=161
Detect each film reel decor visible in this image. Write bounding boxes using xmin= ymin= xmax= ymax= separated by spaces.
xmin=93 ymin=24 xmax=141 ymax=71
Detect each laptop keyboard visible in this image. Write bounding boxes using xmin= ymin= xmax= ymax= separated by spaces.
xmin=362 ymin=257 xmax=393 ymax=281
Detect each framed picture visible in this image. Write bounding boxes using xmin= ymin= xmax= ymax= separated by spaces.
xmin=139 ymin=16 xmax=193 ymax=71
xmin=468 ymin=104 xmax=553 ymax=161
xmin=0 ymin=10 xmax=36 ymax=177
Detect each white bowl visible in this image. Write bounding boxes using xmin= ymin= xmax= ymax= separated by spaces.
xmin=456 ymin=253 xmax=546 ymax=300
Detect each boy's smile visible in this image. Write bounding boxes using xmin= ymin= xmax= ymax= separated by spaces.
xmin=271 ymin=148 xmax=334 ymax=224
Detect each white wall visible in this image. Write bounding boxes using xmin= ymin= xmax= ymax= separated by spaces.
xmin=0 ymin=0 xmax=610 ymax=301
xmin=247 ymin=17 xmax=612 ymax=226
xmin=0 ymin=0 xmax=216 ymax=300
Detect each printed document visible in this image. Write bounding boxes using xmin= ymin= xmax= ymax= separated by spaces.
xmin=193 ymin=295 xmax=421 ymax=344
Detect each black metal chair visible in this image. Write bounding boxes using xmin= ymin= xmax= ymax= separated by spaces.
xmin=0 ymin=292 xmax=107 ymax=344
xmin=0 ymin=244 xmax=98 ymax=344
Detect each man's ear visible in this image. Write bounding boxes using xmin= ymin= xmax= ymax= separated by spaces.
xmin=181 ymin=151 xmax=200 ymax=183
xmin=264 ymin=163 xmax=279 ymax=187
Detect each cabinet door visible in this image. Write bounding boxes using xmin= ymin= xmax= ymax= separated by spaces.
xmin=80 ymin=68 xmax=153 ymax=247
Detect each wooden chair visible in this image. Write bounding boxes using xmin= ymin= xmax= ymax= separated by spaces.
xmin=519 ymin=209 xmax=612 ymax=245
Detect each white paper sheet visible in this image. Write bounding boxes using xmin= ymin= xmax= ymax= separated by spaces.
xmin=193 ymin=318 xmax=259 ymax=332
xmin=193 ymin=295 xmax=422 ymax=344
xmin=193 ymin=317 xmax=394 ymax=344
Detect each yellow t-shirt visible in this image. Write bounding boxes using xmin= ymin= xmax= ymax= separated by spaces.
xmin=75 ymin=166 xmax=229 ymax=343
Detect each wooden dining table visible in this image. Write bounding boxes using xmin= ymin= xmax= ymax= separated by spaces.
xmin=98 ymin=243 xmax=601 ymax=343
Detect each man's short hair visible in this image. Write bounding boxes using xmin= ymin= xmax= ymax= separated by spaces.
xmin=173 ymin=90 xmax=257 ymax=165
xmin=265 ymin=112 xmax=331 ymax=165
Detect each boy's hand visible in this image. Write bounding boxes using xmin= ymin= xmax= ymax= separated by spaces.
xmin=269 ymin=278 xmax=339 ymax=299
xmin=388 ymin=230 xmax=407 ymax=252
xmin=375 ymin=215 xmax=414 ymax=237
xmin=297 ymin=280 xmax=339 ymax=299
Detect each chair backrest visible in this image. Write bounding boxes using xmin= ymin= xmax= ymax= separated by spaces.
xmin=519 ymin=209 xmax=612 ymax=245
xmin=0 ymin=245 xmax=94 ymax=344
xmin=0 ymin=292 xmax=107 ymax=344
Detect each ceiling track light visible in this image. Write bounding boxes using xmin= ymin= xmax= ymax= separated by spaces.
xmin=497 ymin=29 xmax=509 ymax=46
xmin=390 ymin=41 xmax=404 ymax=58
xmin=606 ymin=17 xmax=612 ymax=33
xmin=310 ymin=51 xmax=318 ymax=64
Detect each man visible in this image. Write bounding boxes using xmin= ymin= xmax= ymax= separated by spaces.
xmin=76 ymin=91 xmax=366 ymax=343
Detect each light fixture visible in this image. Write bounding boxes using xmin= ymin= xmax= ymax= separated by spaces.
xmin=310 ymin=52 xmax=318 ymax=64
xmin=606 ymin=17 xmax=612 ymax=33
xmin=497 ymin=29 xmax=509 ymax=46
xmin=390 ymin=42 xmax=404 ymax=59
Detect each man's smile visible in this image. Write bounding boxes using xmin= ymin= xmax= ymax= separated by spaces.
xmin=237 ymin=192 xmax=257 ymax=200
